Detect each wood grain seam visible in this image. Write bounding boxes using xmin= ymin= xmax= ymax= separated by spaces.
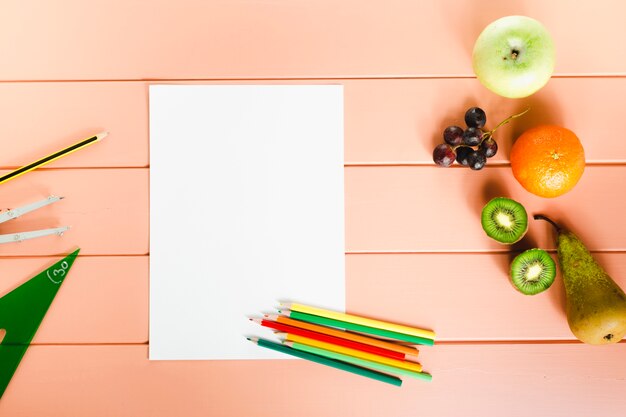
xmin=0 ymin=74 xmax=626 ymax=84
xmin=2 ymin=163 xmax=625 ymax=171
xmin=0 ymin=166 xmax=149 ymax=171
xmin=26 ymin=340 xmax=625 ymax=346
xmin=1 ymin=251 xmax=625 ymax=259
xmin=344 ymin=161 xmax=626 ymax=167
xmin=0 ymin=254 xmax=147 ymax=259
xmin=345 ymin=250 xmax=626 ymax=255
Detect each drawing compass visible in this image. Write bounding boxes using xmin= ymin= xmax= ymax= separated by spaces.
xmin=0 ymin=196 xmax=69 ymax=244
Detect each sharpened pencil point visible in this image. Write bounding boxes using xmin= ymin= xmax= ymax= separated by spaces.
xmin=96 ymin=131 xmax=109 ymax=141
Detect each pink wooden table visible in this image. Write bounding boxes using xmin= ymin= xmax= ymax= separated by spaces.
xmin=0 ymin=1 xmax=625 ymax=416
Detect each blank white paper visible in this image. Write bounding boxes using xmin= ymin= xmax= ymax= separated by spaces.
xmin=149 ymin=85 xmax=345 ymax=360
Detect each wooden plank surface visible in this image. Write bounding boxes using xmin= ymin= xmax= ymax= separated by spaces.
xmin=1 ymin=165 xmax=620 ymax=257
xmin=0 ymin=0 xmax=625 ymax=80
xmin=0 ymin=256 xmax=148 ymax=344
xmin=346 ymin=166 xmax=626 ymax=252
xmin=0 ymin=169 xmax=148 ymax=256
xmin=343 ymin=77 xmax=626 ymax=164
xmin=4 ymin=253 xmax=621 ymax=344
xmin=2 ymin=78 xmax=624 ymax=168
xmin=0 ymin=344 xmax=624 ymax=417
xmin=2 ymin=1 xmax=626 ymax=415
xmin=0 ymin=83 xmax=148 ymax=168
xmin=346 ymin=253 xmax=626 ymax=341
xmin=3 ymin=77 xmax=624 ymax=168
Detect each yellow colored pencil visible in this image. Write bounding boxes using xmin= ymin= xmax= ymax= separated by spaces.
xmin=0 ymin=132 xmax=107 ymax=185
xmin=266 ymin=314 xmax=419 ymax=358
xmin=280 ymin=302 xmax=435 ymax=340
xmin=283 ymin=333 xmax=422 ymax=373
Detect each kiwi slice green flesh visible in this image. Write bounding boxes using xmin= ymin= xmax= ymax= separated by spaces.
xmin=481 ymin=197 xmax=528 ymax=244
xmin=510 ymin=249 xmax=556 ymax=295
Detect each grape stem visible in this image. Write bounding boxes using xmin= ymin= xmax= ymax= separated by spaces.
xmin=481 ymin=107 xmax=530 ymax=141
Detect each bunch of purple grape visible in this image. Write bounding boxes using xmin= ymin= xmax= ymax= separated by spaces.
xmin=433 ymin=107 xmax=498 ymax=170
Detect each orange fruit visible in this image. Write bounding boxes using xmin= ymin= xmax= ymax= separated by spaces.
xmin=510 ymin=125 xmax=585 ymax=198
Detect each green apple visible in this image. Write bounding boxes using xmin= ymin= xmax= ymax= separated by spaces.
xmin=472 ymin=16 xmax=555 ymax=98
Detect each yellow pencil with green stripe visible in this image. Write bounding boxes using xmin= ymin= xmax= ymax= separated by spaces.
xmin=280 ymin=302 xmax=436 ymax=341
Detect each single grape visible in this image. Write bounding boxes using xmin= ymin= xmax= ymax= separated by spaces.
xmin=465 ymin=107 xmax=487 ymax=129
xmin=443 ymin=125 xmax=464 ymax=146
xmin=433 ymin=144 xmax=456 ymax=167
xmin=480 ymin=137 xmax=498 ymax=158
xmin=462 ymin=127 xmax=483 ymax=146
xmin=467 ymin=150 xmax=487 ymax=170
xmin=455 ymin=145 xmax=473 ymax=166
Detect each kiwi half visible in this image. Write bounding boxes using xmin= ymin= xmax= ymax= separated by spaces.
xmin=481 ymin=197 xmax=528 ymax=244
xmin=510 ymin=249 xmax=556 ymax=295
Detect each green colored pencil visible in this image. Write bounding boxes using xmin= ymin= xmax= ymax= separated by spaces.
xmin=281 ymin=310 xmax=435 ymax=346
xmin=247 ymin=337 xmax=402 ymax=387
xmin=286 ymin=341 xmax=432 ymax=382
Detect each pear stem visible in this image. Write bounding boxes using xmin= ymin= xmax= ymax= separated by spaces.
xmin=533 ymin=214 xmax=561 ymax=233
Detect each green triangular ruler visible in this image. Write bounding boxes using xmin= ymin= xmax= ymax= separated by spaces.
xmin=0 ymin=248 xmax=80 ymax=399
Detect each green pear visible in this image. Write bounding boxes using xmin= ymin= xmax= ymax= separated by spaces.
xmin=535 ymin=215 xmax=626 ymax=344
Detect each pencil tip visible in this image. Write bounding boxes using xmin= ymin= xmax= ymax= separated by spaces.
xmin=96 ymin=131 xmax=109 ymax=140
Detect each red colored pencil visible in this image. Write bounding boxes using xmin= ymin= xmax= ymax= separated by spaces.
xmin=250 ymin=318 xmax=406 ymax=360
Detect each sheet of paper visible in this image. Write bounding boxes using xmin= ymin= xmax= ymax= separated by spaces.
xmin=149 ymin=85 xmax=345 ymax=360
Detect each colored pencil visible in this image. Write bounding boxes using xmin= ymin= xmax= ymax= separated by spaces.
xmin=281 ymin=302 xmax=435 ymax=340
xmin=266 ymin=314 xmax=419 ymax=357
xmin=247 ymin=337 xmax=402 ymax=387
xmin=251 ymin=317 xmax=406 ymax=360
xmin=283 ymin=333 xmax=422 ymax=373
xmin=0 ymin=132 xmax=107 ymax=185
xmin=286 ymin=341 xmax=432 ymax=382
xmin=281 ymin=310 xmax=435 ymax=346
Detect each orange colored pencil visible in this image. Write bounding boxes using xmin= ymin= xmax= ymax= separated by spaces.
xmin=265 ymin=314 xmax=419 ymax=359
